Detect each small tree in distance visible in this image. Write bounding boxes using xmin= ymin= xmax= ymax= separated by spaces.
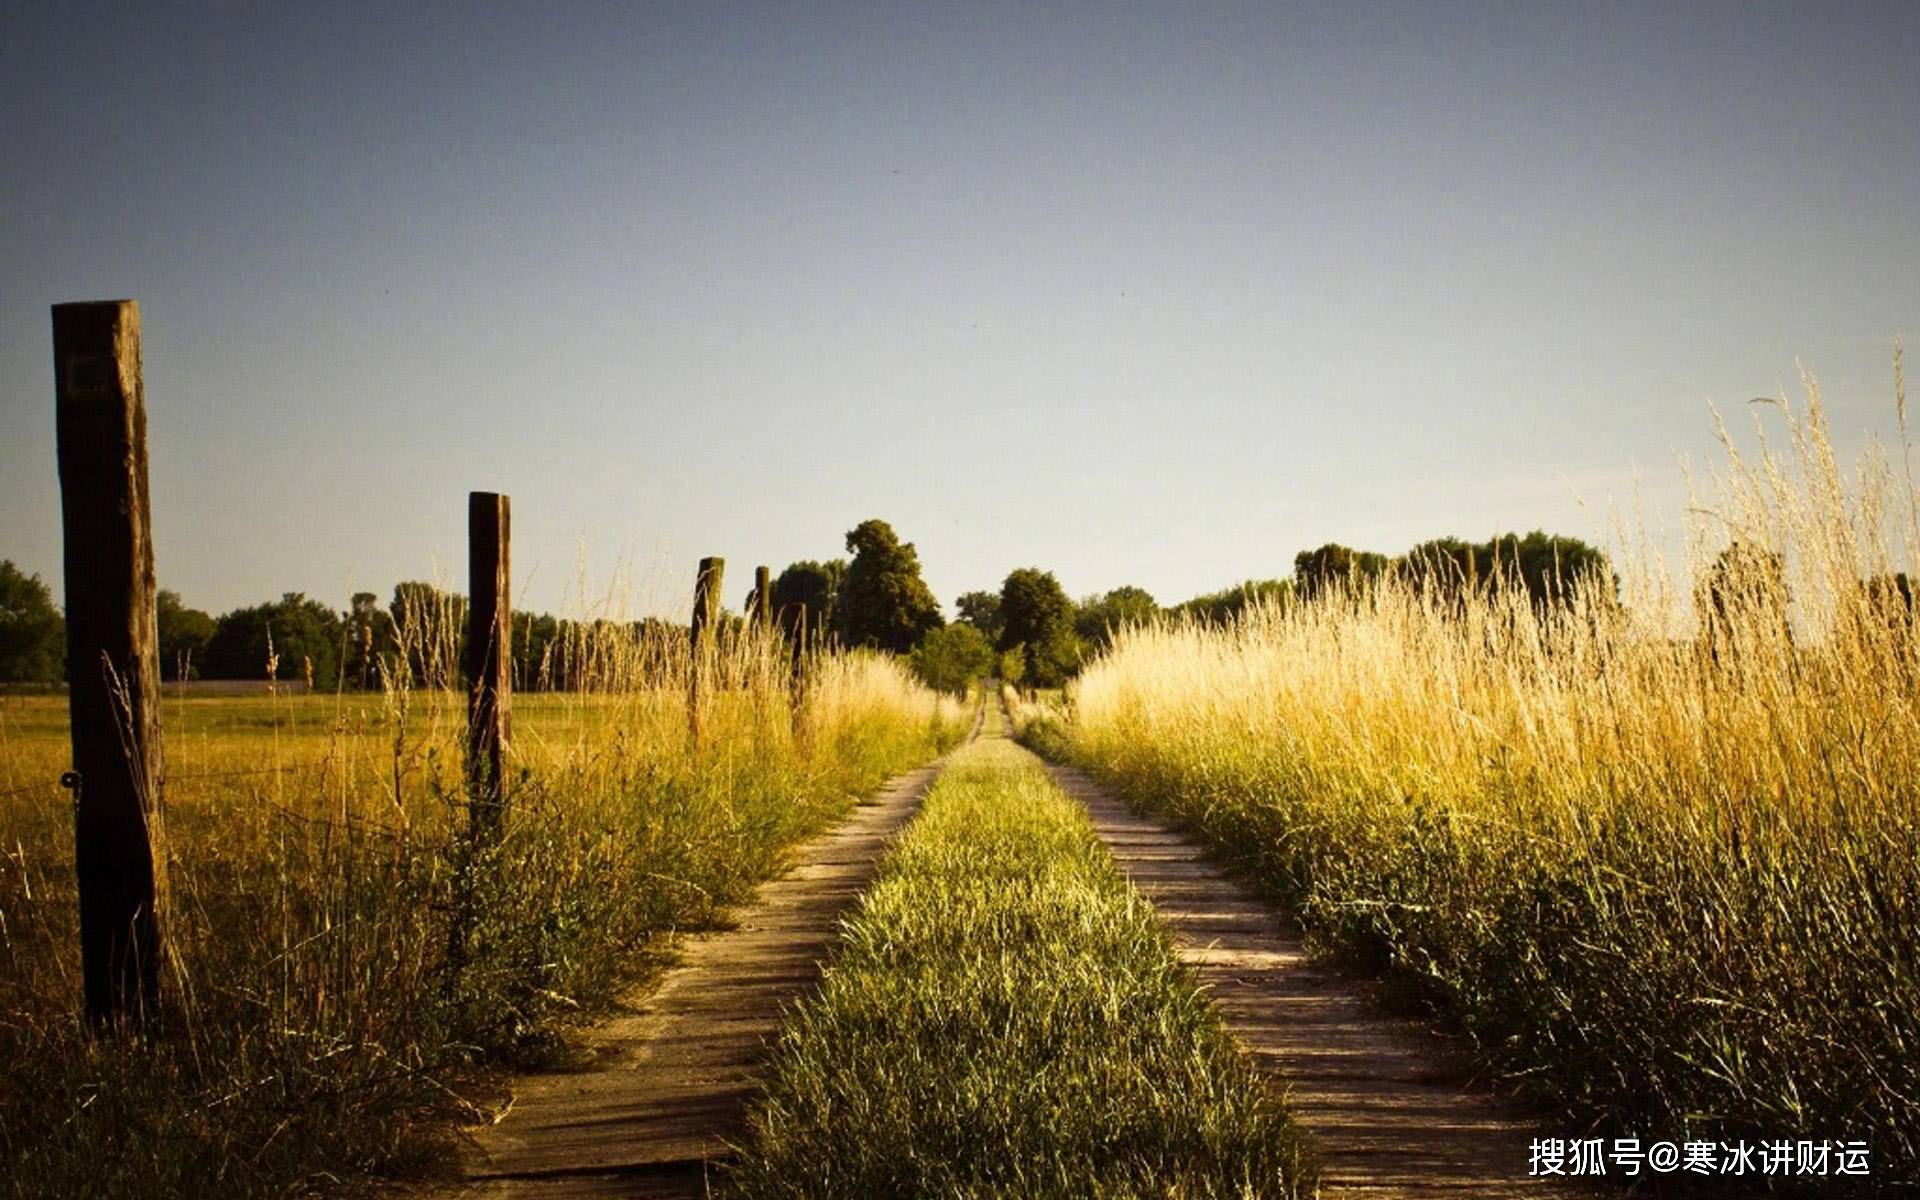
xmin=1074 ymin=585 xmax=1159 ymax=653
xmin=1169 ymin=579 xmax=1292 ymax=626
xmin=772 ymin=559 xmax=845 ymax=642
xmin=1695 ymin=540 xmax=1790 ymax=667
xmin=0 ymin=561 xmax=64 ymax=684
xmin=910 ymin=622 xmax=994 ymax=695
xmin=997 ymin=645 xmax=1027 ymax=688
xmin=157 ymin=589 xmax=216 ymax=682
xmin=1294 ymin=543 xmax=1392 ymax=602
xmin=955 ymin=590 xmax=1004 ymax=643
xmin=832 ymin=520 xmax=944 ymax=653
xmin=204 ymin=594 xmax=348 ymax=688
xmin=998 ymin=568 xmax=1080 ymax=687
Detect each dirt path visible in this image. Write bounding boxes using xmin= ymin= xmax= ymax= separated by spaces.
xmin=1040 ymin=755 xmax=1595 ymax=1198
xmin=445 ymin=741 xmax=966 ymax=1198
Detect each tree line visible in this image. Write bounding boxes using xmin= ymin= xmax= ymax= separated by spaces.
xmin=917 ymin=532 xmax=1909 ymax=695
xmin=0 ymin=518 xmax=955 ymax=691
xmin=7 ymin=524 xmax=1908 ymax=691
xmin=0 ymin=566 xmax=706 ymax=691
xmin=917 ymin=532 xmax=1623 ymax=695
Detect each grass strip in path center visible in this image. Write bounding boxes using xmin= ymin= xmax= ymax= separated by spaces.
xmin=724 ymin=715 xmax=1312 ymax=1199
xmin=444 ymin=735 xmax=968 ymax=1198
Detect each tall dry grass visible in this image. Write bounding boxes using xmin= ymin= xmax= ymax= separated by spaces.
xmin=1071 ymin=367 xmax=1919 ymax=1181
xmin=0 ymin=608 xmax=964 ymax=1198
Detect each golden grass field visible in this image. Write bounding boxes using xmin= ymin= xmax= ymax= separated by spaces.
xmin=1057 ymin=375 xmax=1920 ymax=1178
xmin=0 ymin=632 xmax=966 ymax=1197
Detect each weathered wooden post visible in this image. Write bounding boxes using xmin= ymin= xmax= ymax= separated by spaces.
xmin=753 ymin=565 xmax=772 ymax=628
xmin=746 ymin=566 xmax=774 ymax=724
xmin=465 ymin=492 xmax=511 ymax=841
xmin=53 ymin=299 xmax=167 ymax=1028
xmin=787 ymin=601 xmax=809 ymax=736
xmin=689 ymin=557 xmax=724 ymax=740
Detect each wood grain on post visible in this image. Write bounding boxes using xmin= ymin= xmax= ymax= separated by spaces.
xmin=753 ymin=565 xmax=772 ymax=628
xmin=52 ymin=299 xmax=167 ymax=1028
xmin=689 ymin=557 xmax=724 ymax=739
xmin=466 ymin=492 xmax=511 ymax=841
xmin=788 ymin=601 xmax=809 ymax=734
xmin=691 ymin=556 xmax=725 ymax=652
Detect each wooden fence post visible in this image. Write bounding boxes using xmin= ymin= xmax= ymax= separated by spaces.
xmin=52 ymin=299 xmax=166 ymax=1028
xmin=787 ymin=601 xmax=810 ymax=735
xmin=466 ymin=492 xmax=511 ymax=841
xmin=689 ymin=557 xmax=724 ymax=740
xmin=753 ymin=565 xmax=772 ymax=628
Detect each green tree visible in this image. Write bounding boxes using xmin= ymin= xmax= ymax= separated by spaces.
xmin=1294 ymin=543 xmax=1393 ymax=602
xmin=998 ymin=568 xmax=1081 ymax=686
xmin=1482 ymin=531 xmax=1612 ymax=609
xmin=156 ymin=589 xmax=216 ymax=682
xmin=1402 ymin=532 xmax=1613 ymax=612
xmin=832 ymin=521 xmax=944 ymax=653
xmin=511 ymin=610 xmax=562 ymax=690
xmin=1695 ymin=541 xmax=1790 ymax=666
xmin=1074 ymin=585 xmax=1159 ymax=652
xmin=1170 ymin=579 xmax=1293 ymax=626
xmin=339 ymin=591 xmax=397 ymax=688
xmin=954 ymin=590 xmax=1005 ymax=643
xmin=771 ymin=559 xmax=846 ymax=642
xmin=203 ymin=594 xmax=347 ymax=688
xmin=997 ymin=645 xmax=1027 ymax=688
xmin=0 ymin=561 xmax=64 ymax=684
xmin=1398 ymin=537 xmax=1484 ymax=616
xmin=389 ymin=581 xmax=466 ymax=688
xmin=909 ymin=622 xmax=995 ymax=696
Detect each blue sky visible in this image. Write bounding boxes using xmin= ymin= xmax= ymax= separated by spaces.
xmin=2 ymin=1 xmax=1915 ymax=617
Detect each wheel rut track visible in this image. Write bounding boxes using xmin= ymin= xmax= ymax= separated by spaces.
xmin=1032 ymin=741 xmax=1608 ymax=1199
xmin=441 ymin=706 xmax=981 ymax=1199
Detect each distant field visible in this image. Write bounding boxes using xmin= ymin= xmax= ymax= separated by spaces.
xmin=1 ymin=688 xmax=671 ymax=821
xmin=159 ymin=678 xmax=320 ymax=694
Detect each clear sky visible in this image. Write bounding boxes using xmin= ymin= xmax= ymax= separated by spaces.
xmin=3 ymin=1 xmax=1915 ymax=619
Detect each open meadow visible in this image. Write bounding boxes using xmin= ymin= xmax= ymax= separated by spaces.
xmin=0 ymin=631 xmax=966 ymax=1196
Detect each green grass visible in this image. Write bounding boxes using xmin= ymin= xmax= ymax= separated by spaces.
xmin=725 ymin=722 xmax=1312 ymax=1199
xmin=1005 ymin=684 xmax=1074 ymax=761
xmin=0 ymin=647 xmax=964 ymax=1198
